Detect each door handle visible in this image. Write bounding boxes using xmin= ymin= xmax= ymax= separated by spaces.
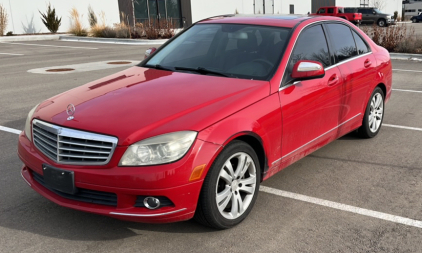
xmin=364 ymin=59 xmax=372 ymax=68
xmin=328 ymin=74 xmax=339 ymax=86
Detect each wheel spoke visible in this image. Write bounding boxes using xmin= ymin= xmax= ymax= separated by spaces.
xmin=219 ymin=169 xmax=232 ymax=184
xmin=369 ymin=114 xmax=374 ymax=124
xmin=216 ymin=186 xmax=232 ymax=203
xmin=239 ymin=185 xmax=254 ymax=194
xmin=218 ymin=190 xmax=232 ymax=212
xmin=234 ymin=154 xmax=246 ymax=178
xmin=239 ymin=174 xmax=256 ymax=186
xmin=224 ymin=160 xmax=235 ymax=178
xmin=375 ymin=94 xmax=382 ymax=108
xmin=238 ymin=157 xmax=252 ymax=179
xmin=230 ymin=192 xmax=239 ymax=217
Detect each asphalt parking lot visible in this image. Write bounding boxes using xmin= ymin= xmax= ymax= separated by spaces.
xmin=1 ymin=40 xmax=422 ymax=253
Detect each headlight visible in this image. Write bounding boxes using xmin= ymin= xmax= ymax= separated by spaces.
xmin=24 ymin=104 xmax=39 ymax=141
xmin=119 ymin=131 xmax=197 ymax=166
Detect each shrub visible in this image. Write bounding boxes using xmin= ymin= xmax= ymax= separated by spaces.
xmin=102 ymin=26 xmax=116 ymax=38
xmin=394 ymin=11 xmax=398 ymax=21
xmin=361 ymin=23 xmax=412 ymax=52
xmin=69 ymin=7 xmax=87 ymax=36
xmin=144 ymin=20 xmax=159 ymax=39
xmin=159 ymin=18 xmax=175 ymax=39
xmin=131 ymin=22 xmax=144 ymax=38
xmin=90 ymin=23 xmax=106 ymax=37
xmin=39 ymin=3 xmax=61 ymax=33
xmin=114 ymin=22 xmax=130 ymax=38
xmin=6 ymin=31 xmax=12 ymax=36
xmin=0 ymin=4 xmax=8 ymax=36
xmin=88 ymin=6 xmax=97 ymax=27
xmin=395 ymin=37 xmax=422 ymax=54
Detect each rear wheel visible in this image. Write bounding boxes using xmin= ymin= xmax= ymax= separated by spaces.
xmin=358 ymin=87 xmax=385 ymax=138
xmin=412 ymin=18 xmax=417 ymax=23
xmin=194 ymin=140 xmax=260 ymax=229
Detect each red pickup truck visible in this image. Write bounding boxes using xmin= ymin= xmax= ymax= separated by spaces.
xmin=312 ymin=6 xmax=362 ymax=24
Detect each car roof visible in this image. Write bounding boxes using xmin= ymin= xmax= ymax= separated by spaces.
xmin=198 ymin=14 xmax=315 ymax=28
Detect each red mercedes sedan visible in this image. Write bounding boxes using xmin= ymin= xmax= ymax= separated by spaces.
xmin=18 ymin=14 xmax=392 ymax=229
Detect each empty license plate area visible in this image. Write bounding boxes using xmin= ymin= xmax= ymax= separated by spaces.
xmin=42 ymin=164 xmax=76 ymax=194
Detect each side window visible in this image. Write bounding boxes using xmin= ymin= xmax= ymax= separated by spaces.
xmin=318 ymin=9 xmax=326 ymax=14
xmin=283 ymin=25 xmax=330 ymax=85
xmin=328 ymin=8 xmax=334 ymax=14
xmin=352 ymin=30 xmax=370 ymax=54
xmin=325 ymin=23 xmax=357 ymax=62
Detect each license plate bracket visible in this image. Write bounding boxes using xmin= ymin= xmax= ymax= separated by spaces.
xmin=42 ymin=164 xmax=76 ymax=194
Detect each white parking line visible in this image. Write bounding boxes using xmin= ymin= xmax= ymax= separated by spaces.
xmin=383 ymin=124 xmax=422 ymax=132
xmin=0 ymin=126 xmax=22 ymax=135
xmin=0 ymin=42 xmax=98 ymax=50
xmin=260 ymin=186 xmax=422 ymax=229
xmin=0 ymin=53 xmax=24 ymax=56
xmin=393 ymin=69 xmax=422 ymax=73
xmin=393 ymin=89 xmax=422 ymax=93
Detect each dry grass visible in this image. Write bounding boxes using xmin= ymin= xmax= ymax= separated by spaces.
xmin=360 ymin=23 xmax=412 ymax=52
xmin=0 ymin=4 xmax=8 ymax=36
xmin=144 ymin=20 xmax=160 ymax=39
xmin=159 ymin=18 xmax=176 ymax=39
xmin=69 ymin=7 xmax=87 ymax=36
xmin=114 ymin=22 xmax=130 ymax=38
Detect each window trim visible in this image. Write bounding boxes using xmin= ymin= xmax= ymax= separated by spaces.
xmin=279 ymin=20 xmax=374 ymax=90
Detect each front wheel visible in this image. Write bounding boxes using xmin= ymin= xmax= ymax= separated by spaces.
xmin=358 ymin=87 xmax=385 ymax=138
xmin=377 ymin=19 xmax=386 ymax=27
xmin=194 ymin=140 xmax=260 ymax=229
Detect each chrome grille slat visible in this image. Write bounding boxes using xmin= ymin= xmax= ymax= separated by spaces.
xmin=34 ymin=132 xmax=57 ymax=148
xmin=59 ymin=147 xmax=111 ymax=154
xmin=32 ymin=119 xmax=118 ymax=165
xmin=58 ymin=140 xmax=113 ymax=149
xmin=33 ymin=127 xmax=57 ymax=142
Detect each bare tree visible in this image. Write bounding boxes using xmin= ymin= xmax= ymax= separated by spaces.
xmin=371 ymin=0 xmax=386 ymax=11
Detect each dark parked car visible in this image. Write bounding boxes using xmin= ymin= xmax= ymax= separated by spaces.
xmin=411 ymin=13 xmax=422 ymax=23
xmin=345 ymin=7 xmax=395 ymax=26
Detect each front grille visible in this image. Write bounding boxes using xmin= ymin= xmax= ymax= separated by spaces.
xmin=31 ymin=170 xmax=118 ymax=206
xmin=32 ymin=119 xmax=118 ymax=165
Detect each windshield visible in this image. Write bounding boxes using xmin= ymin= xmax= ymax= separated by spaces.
xmin=374 ymin=8 xmax=382 ymax=14
xmin=144 ymin=24 xmax=290 ymax=80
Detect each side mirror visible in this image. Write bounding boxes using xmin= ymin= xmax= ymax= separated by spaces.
xmin=144 ymin=47 xmax=157 ymax=59
xmin=291 ymin=61 xmax=325 ymax=81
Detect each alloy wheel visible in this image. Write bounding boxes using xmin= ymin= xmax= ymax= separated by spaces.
xmin=215 ymin=152 xmax=257 ymax=220
xmin=368 ymin=93 xmax=384 ymax=133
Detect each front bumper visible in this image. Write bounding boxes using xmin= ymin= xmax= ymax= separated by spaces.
xmin=18 ymin=132 xmax=221 ymax=223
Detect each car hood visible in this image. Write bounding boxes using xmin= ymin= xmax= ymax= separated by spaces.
xmin=33 ymin=67 xmax=270 ymax=145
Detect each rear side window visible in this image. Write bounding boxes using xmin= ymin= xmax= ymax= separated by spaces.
xmin=352 ymin=30 xmax=370 ymax=54
xmin=283 ymin=25 xmax=330 ymax=85
xmin=318 ymin=9 xmax=326 ymax=14
xmin=325 ymin=23 xmax=357 ymax=62
xmin=328 ymin=8 xmax=334 ymax=14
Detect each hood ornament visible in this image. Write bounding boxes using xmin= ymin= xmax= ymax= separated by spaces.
xmin=66 ymin=104 xmax=76 ymax=120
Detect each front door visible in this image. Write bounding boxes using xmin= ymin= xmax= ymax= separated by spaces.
xmin=279 ymin=24 xmax=343 ymax=168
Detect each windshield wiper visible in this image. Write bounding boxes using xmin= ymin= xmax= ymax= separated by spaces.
xmin=145 ymin=64 xmax=174 ymax=71
xmin=174 ymin=66 xmax=233 ymax=77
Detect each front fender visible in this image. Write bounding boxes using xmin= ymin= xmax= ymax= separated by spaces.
xmin=197 ymin=93 xmax=282 ymax=173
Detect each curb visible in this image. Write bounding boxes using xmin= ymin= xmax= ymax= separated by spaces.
xmin=0 ymin=34 xmax=65 ymax=42
xmin=59 ymin=36 xmax=168 ymax=45
xmin=390 ymin=53 xmax=422 ymax=61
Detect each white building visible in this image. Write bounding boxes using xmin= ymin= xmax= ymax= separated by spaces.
xmin=0 ymin=0 xmax=406 ymax=35
xmin=0 ymin=0 xmax=120 ymax=35
xmin=404 ymin=0 xmax=422 ymax=17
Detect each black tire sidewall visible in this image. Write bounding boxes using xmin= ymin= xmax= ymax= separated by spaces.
xmin=200 ymin=140 xmax=261 ymax=229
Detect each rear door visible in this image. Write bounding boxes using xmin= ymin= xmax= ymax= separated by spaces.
xmin=324 ymin=23 xmax=377 ymax=136
xmin=279 ymin=24 xmax=343 ymax=166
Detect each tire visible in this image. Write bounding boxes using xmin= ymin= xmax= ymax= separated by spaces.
xmin=194 ymin=140 xmax=260 ymax=229
xmin=377 ymin=19 xmax=386 ymax=27
xmin=358 ymin=87 xmax=385 ymax=138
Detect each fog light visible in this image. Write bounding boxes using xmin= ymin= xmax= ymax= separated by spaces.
xmin=144 ymin=197 xmax=161 ymax=209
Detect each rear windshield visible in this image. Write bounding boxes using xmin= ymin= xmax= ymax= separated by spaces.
xmin=143 ymin=24 xmax=291 ymax=81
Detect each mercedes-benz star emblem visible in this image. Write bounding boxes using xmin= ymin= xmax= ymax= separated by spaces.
xmin=66 ymin=104 xmax=76 ymax=120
